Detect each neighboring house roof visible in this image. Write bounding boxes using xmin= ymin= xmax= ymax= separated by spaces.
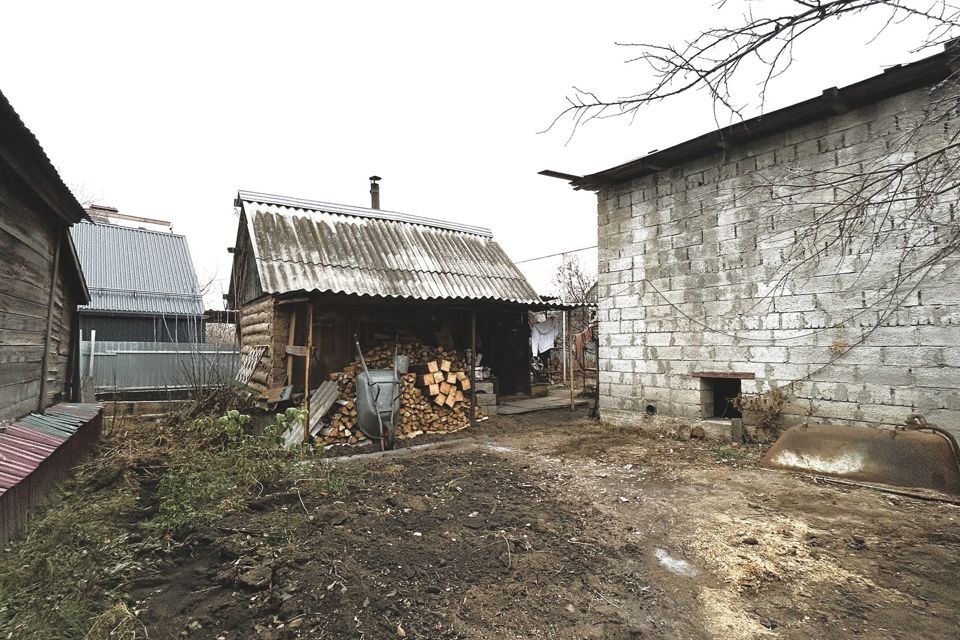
xmin=70 ymin=221 xmax=204 ymax=316
xmin=0 ymin=89 xmax=89 ymax=304
xmin=235 ymin=190 xmax=543 ymax=305
xmin=543 ymin=39 xmax=960 ymax=190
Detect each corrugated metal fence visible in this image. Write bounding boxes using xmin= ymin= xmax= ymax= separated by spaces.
xmin=79 ymin=341 xmax=240 ymax=392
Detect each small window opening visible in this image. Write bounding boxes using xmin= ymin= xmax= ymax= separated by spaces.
xmin=645 ymin=404 xmax=657 ymax=416
xmin=703 ymin=378 xmax=742 ymax=419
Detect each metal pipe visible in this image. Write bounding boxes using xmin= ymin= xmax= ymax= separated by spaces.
xmin=369 ymin=175 xmax=381 ymax=210
xmin=904 ymin=414 xmax=960 ymax=480
xmin=88 ymin=330 xmax=97 ymax=377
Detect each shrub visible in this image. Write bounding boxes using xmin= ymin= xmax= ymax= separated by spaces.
xmin=732 ymin=386 xmax=788 ymax=439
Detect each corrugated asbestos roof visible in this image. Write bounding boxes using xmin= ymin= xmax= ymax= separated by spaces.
xmin=238 ymin=191 xmax=542 ymax=304
xmin=70 ymin=221 xmax=205 ymax=316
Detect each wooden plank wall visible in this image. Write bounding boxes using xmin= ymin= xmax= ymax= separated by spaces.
xmin=44 ymin=263 xmax=76 ymax=409
xmin=0 ymin=179 xmax=74 ymax=419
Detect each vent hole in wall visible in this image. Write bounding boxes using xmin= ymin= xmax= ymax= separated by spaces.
xmin=645 ymin=404 xmax=657 ymax=416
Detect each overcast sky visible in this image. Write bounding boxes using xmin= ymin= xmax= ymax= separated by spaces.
xmin=1 ymin=1 xmax=937 ymax=305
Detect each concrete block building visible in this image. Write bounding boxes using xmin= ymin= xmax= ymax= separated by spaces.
xmin=548 ymin=44 xmax=960 ymax=437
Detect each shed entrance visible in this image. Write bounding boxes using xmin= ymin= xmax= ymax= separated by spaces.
xmin=702 ymin=377 xmax=742 ymax=419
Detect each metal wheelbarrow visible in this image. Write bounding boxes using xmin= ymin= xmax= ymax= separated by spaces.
xmin=354 ymin=336 xmax=402 ymax=451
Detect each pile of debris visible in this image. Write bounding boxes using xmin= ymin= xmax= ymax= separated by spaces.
xmin=319 ymin=341 xmax=483 ymax=446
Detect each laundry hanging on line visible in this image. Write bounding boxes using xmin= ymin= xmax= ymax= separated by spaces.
xmin=531 ymin=316 xmax=561 ymax=356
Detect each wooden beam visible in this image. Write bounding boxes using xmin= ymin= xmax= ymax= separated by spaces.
xmin=286 ymin=309 xmax=297 ymax=385
xmin=38 ymin=228 xmax=62 ymax=412
xmin=691 ymin=371 xmax=756 ymax=380
xmin=469 ymin=309 xmax=477 ymax=429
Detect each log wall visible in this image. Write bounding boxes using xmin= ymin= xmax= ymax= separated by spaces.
xmin=238 ymin=296 xmax=279 ymax=394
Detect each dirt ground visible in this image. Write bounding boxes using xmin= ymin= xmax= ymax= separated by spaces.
xmin=126 ymin=410 xmax=960 ymax=639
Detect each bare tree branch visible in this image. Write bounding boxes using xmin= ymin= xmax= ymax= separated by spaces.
xmin=546 ymin=0 xmax=960 ymax=138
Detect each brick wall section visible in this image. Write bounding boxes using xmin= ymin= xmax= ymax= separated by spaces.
xmin=595 ymin=84 xmax=960 ymax=437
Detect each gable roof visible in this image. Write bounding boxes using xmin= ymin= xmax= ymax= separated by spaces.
xmin=235 ymin=190 xmax=542 ymax=305
xmin=0 ymin=90 xmax=88 ymax=225
xmin=70 ymin=221 xmax=204 ymax=316
xmin=544 ymin=39 xmax=960 ymax=190
xmin=0 ymin=89 xmax=90 ymax=304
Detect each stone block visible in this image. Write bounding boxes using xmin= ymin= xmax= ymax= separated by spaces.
xmin=475 ymin=393 xmax=497 ymax=407
xmin=474 ymin=381 xmax=495 ymax=394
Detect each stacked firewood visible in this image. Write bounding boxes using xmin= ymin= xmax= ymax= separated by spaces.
xmin=319 ymin=341 xmax=482 ymax=446
xmin=418 ymin=359 xmax=472 ymax=408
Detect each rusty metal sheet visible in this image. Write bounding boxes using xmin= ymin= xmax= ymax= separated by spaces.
xmin=0 ymin=403 xmax=103 ymax=544
xmin=238 ymin=193 xmax=542 ymax=305
xmin=761 ymin=423 xmax=960 ymax=495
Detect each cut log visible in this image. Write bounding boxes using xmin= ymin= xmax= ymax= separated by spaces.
xmin=428 ymin=383 xmax=440 ymax=396
xmin=460 ymin=378 xmax=471 ymax=391
xmin=433 ymin=371 xmax=444 ymax=383
xmin=446 ymin=372 xmax=457 ymax=384
xmin=440 ymin=359 xmax=452 ymax=372
xmin=444 ymin=393 xmax=457 ymax=408
xmin=434 ymin=393 xmax=447 ymax=406
xmin=439 ymin=382 xmax=453 ymax=395
xmin=427 ymin=361 xmax=439 ymax=373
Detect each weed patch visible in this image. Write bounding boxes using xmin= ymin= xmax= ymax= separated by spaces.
xmin=0 ymin=406 xmax=344 ymax=639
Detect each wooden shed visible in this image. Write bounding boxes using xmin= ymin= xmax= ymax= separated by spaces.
xmin=0 ymin=90 xmax=91 ymax=420
xmin=227 ymin=190 xmax=544 ymax=404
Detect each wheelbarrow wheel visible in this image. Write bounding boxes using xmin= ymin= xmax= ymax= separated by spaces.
xmin=381 ymin=426 xmax=396 ymax=451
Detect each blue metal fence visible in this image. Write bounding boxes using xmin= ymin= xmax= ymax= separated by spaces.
xmin=79 ymin=340 xmax=240 ymax=392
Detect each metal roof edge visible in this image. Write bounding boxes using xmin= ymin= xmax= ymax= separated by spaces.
xmin=73 ymin=219 xmax=188 ymax=240
xmin=571 ymin=40 xmax=960 ymax=189
xmin=0 ymin=90 xmax=88 ymax=225
xmin=269 ymin=287 xmax=547 ymax=307
xmin=63 ymin=232 xmax=90 ymax=304
xmin=236 ymin=190 xmax=495 ymax=238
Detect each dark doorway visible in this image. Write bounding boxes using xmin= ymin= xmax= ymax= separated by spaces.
xmin=704 ymin=378 xmax=742 ymax=419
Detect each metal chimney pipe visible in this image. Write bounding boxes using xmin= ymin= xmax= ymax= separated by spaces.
xmin=369 ymin=175 xmax=381 ymax=210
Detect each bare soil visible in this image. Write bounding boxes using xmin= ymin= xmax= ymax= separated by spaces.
xmin=128 ymin=410 xmax=960 ymax=639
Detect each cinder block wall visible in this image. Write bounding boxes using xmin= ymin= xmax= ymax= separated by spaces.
xmin=595 ymin=84 xmax=960 ymax=436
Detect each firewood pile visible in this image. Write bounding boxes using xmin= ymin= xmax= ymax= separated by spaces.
xmin=319 ymin=341 xmax=482 ymax=446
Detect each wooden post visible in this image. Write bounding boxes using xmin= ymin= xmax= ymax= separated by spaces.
xmin=286 ymin=308 xmax=298 ymax=386
xmin=469 ymin=309 xmax=477 ymax=428
xmin=38 ymin=228 xmax=62 ymax=412
xmin=568 ymin=309 xmax=574 ymax=411
xmin=303 ymin=303 xmax=314 ymax=444
xmin=561 ymin=310 xmax=567 ymax=383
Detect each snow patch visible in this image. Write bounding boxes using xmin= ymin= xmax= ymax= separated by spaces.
xmin=774 ymin=450 xmax=865 ymax=475
xmin=654 ymin=548 xmax=700 ymax=577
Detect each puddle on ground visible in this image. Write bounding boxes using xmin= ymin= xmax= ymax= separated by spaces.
xmin=654 ymin=547 xmax=700 ymax=577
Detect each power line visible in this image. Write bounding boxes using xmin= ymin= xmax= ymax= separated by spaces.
xmin=515 ymin=244 xmax=597 ymax=264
